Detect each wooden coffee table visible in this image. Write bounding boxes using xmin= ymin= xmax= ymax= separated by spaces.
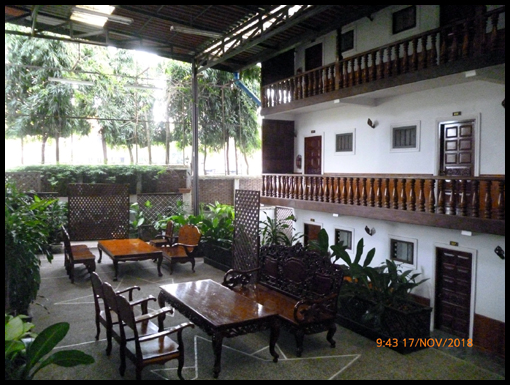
xmin=158 ymin=279 xmax=280 ymax=378
xmin=97 ymin=239 xmax=163 ymax=281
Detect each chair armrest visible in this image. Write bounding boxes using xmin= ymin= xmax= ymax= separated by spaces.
xmin=138 ymin=322 xmax=195 ymax=343
xmin=170 ymin=243 xmax=199 ymax=256
xmin=130 ymin=295 xmax=157 ymax=314
xmin=134 ymin=306 xmax=174 ymax=324
xmin=293 ymin=293 xmax=338 ymax=324
xmin=116 ymin=286 xmax=141 ymax=301
xmin=222 ymin=267 xmax=260 ymax=289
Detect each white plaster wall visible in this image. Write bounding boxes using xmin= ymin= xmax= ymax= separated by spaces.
xmin=292 ymin=209 xmax=506 ymax=324
xmin=294 ymin=81 xmax=505 ymax=175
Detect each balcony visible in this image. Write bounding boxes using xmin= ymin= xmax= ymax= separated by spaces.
xmin=261 ymin=7 xmax=505 ymax=116
xmin=261 ymin=174 xmax=505 ymax=236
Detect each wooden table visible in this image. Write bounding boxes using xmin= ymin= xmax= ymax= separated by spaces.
xmin=158 ymin=279 xmax=280 ymax=378
xmin=97 ymin=239 xmax=163 ymax=281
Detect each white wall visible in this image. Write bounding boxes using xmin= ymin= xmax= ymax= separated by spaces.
xmin=294 ymin=81 xmax=505 ymax=176
xmin=292 ymin=209 xmax=506 ymax=326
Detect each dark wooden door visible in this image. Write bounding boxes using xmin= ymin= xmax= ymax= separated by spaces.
xmin=305 ymin=136 xmax=322 ymax=175
xmin=439 ymin=120 xmax=475 ymax=177
xmin=305 ymin=43 xmax=323 ymax=71
xmin=435 ymin=247 xmax=472 ymax=338
xmin=262 ymin=120 xmax=294 ymax=174
xmin=304 ymin=223 xmax=321 ymax=248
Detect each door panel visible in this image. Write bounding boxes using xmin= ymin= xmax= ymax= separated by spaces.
xmin=262 ymin=120 xmax=295 ymax=174
xmin=439 ymin=120 xmax=475 ymax=177
xmin=435 ymin=247 xmax=472 ymax=338
xmin=304 ymin=223 xmax=321 ymax=248
xmin=304 ymin=136 xmax=322 ymax=175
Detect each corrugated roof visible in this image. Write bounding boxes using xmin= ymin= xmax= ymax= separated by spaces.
xmin=5 ymin=5 xmax=390 ymax=72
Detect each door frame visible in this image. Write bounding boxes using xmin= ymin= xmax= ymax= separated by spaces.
xmin=304 ymin=133 xmax=325 ymax=175
xmin=434 ymin=114 xmax=481 ymax=177
xmin=431 ymin=243 xmax=478 ymax=339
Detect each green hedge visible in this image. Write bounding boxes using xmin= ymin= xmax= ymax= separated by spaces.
xmin=7 ymin=165 xmax=167 ymax=196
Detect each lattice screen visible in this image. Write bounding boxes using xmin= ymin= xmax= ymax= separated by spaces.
xmin=5 ymin=172 xmax=41 ymax=192
xmin=68 ymin=184 xmax=130 ymax=241
xmin=275 ymin=206 xmax=295 ymax=242
xmin=137 ymin=193 xmax=183 ymax=224
xmin=232 ymin=190 xmax=260 ymax=272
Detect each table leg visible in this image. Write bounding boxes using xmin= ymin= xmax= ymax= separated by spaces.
xmin=98 ymin=249 xmax=102 ymax=263
xmin=269 ymin=320 xmax=280 ymax=363
xmin=157 ymin=255 xmax=163 ymax=277
xmin=212 ymin=333 xmax=224 ymax=378
xmin=113 ymin=261 xmax=119 ymax=281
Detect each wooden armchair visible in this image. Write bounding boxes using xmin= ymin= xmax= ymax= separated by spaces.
xmin=149 ymin=220 xmax=176 ymax=248
xmin=162 ymin=224 xmax=201 ymax=274
xmin=62 ymin=225 xmax=96 ymax=283
xmin=90 ymin=272 xmax=140 ymax=355
xmin=115 ymin=290 xmax=195 ymax=380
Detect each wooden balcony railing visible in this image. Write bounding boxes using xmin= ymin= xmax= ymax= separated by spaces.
xmin=262 ymin=6 xmax=505 ymax=109
xmin=261 ymin=174 xmax=505 ymax=236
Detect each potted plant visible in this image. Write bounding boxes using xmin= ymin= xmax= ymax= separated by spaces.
xmin=5 ymin=313 xmax=94 ymax=380
xmin=5 ymin=182 xmax=57 ymax=317
xmin=129 ymin=201 xmax=158 ymax=240
xmin=259 ymin=212 xmax=303 ymax=246
xmin=43 ymin=199 xmax=68 ymax=253
xmin=310 ymin=229 xmax=432 ymax=354
xmin=332 ymin=236 xmax=432 ymax=354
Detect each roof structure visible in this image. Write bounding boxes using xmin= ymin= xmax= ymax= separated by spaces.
xmin=5 ymin=5 xmax=390 ymax=73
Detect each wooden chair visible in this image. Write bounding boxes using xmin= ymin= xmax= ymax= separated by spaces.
xmin=162 ymin=224 xmax=201 ymax=274
xmin=115 ymin=289 xmax=195 ymax=380
xmin=149 ymin=220 xmax=176 ymax=248
xmin=62 ymin=225 xmax=96 ymax=283
xmin=90 ymin=272 xmax=140 ymax=355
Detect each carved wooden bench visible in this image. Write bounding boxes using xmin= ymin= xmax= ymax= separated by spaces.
xmin=222 ymin=243 xmax=344 ymax=357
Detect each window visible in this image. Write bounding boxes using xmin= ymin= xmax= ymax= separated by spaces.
xmin=391 ymin=121 xmax=420 ymax=152
xmin=335 ymin=129 xmax=356 ymax=155
xmin=335 ymin=228 xmax=352 ymax=250
xmin=340 ymin=30 xmax=354 ymax=53
xmin=305 ymin=43 xmax=323 ymax=72
xmin=392 ymin=6 xmax=416 ymax=35
xmin=390 ymin=236 xmax=417 ymax=267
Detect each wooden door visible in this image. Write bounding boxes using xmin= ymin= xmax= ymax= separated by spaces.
xmin=262 ymin=120 xmax=295 ymax=174
xmin=439 ymin=120 xmax=475 ymax=177
xmin=305 ymin=136 xmax=322 ymax=175
xmin=304 ymin=223 xmax=321 ymax=248
xmin=435 ymin=247 xmax=472 ymax=338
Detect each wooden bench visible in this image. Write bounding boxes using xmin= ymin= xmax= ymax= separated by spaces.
xmin=222 ymin=243 xmax=344 ymax=357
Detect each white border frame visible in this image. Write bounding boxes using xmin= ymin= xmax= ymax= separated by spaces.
xmin=390 ymin=120 xmax=421 ymax=153
xmin=388 ymin=234 xmax=418 ymax=269
xmin=340 ymin=24 xmax=357 ymax=57
xmin=391 ymin=5 xmax=420 ymax=37
xmin=334 ymin=225 xmax=355 ymax=254
xmin=334 ymin=128 xmax=356 ymax=156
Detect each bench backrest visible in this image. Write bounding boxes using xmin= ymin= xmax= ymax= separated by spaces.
xmin=258 ymin=243 xmax=344 ymax=301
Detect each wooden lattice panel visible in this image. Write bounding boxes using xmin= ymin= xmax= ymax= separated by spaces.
xmin=68 ymin=184 xmax=130 ymax=241
xmin=232 ymin=190 xmax=260 ymax=272
xmin=275 ymin=206 xmax=295 ymax=242
xmin=137 ymin=193 xmax=183 ymax=224
xmin=5 ymin=172 xmax=41 ymax=192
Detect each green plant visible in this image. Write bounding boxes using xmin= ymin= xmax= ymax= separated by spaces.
xmin=41 ymin=199 xmax=68 ymax=245
xmin=129 ymin=200 xmax=152 ymax=232
xmin=5 ymin=182 xmax=56 ymax=316
xmin=5 ymin=313 xmax=95 ymax=380
xmin=199 ymin=202 xmax=235 ymax=249
xmin=259 ymin=213 xmax=303 ymax=246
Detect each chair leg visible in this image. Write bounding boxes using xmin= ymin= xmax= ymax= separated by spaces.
xmin=191 ymin=257 xmax=196 ymax=273
xmin=177 ymin=354 xmax=185 ymax=380
xmin=69 ymin=265 xmax=75 ymax=283
xmin=95 ymin=316 xmax=100 ymax=340
xmin=119 ymin=344 xmax=126 ymax=377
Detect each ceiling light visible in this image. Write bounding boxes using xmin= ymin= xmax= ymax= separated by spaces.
xmin=48 ymin=77 xmax=94 ymax=86
xmin=71 ymin=6 xmax=133 ymax=26
xmin=170 ymin=25 xmax=222 ymax=39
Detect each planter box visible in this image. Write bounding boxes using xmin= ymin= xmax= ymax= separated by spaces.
xmin=202 ymin=243 xmax=233 ymax=272
xmin=337 ymin=295 xmax=433 ymax=354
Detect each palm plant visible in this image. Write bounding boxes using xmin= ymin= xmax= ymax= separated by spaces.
xmin=259 ymin=213 xmax=303 ymax=246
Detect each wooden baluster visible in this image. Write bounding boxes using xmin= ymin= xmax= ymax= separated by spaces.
xmin=361 ymin=178 xmax=367 ymax=206
xmin=355 ymin=57 xmax=361 ymax=85
xmin=361 ymin=55 xmax=367 ymax=84
xmin=322 ymin=177 xmax=328 ymax=202
xmin=347 ymin=61 xmax=354 ymax=87
xmin=384 ymin=178 xmax=391 ymax=209
xmin=411 ymin=38 xmax=419 ymax=71
xmin=418 ymin=179 xmax=425 ymax=212
xmin=449 ymin=25 xmax=459 ymax=63
xmin=342 ymin=61 xmax=348 ymax=88
xmin=458 ymin=179 xmax=468 ymax=216
xmin=392 ymin=45 xmax=400 ymax=76
xmin=419 ymin=36 xmax=427 ymax=70
xmin=392 ymin=178 xmax=399 ymax=210
xmin=304 ymin=176 xmax=309 ymax=201
xmin=440 ymin=30 xmax=448 ymax=65
xmin=334 ymin=177 xmax=340 ymax=204
xmin=385 ymin=46 xmax=392 ymax=78
xmin=353 ymin=178 xmax=360 ymax=206
xmin=429 ymin=179 xmax=436 ymax=213
xmin=489 ymin=13 xmax=500 ymax=53
xmin=429 ymin=33 xmax=438 ymax=67
xmin=437 ymin=179 xmax=445 ymax=214
xmin=408 ymin=179 xmax=416 ymax=211
xmin=368 ymin=52 xmax=375 ymax=82
xmin=400 ymin=179 xmax=407 ymax=210
xmin=497 ymin=180 xmax=505 ymax=220
xmin=377 ymin=49 xmax=384 ymax=80
xmin=262 ymin=175 xmax=267 ymax=196
xmin=461 ymin=21 xmax=470 ymax=59
xmin=471 ymin=180 xmax=480 ymax=218
xmin=276 ymin=175 xmax=281 ymax=198
xmin=484 ymin=180 xmax=493 ymax=219
xmin=330 ymin=177 xmax=335 ymax=203
xmin=402 ymin=41 xmax=410 ymax=73
xmin=288 ymin=176 xmax=294 ymax=199
xmin=316 ymin=177 xmax=322 ymax=202
xmin=376 ymin=178 xmax=382 ymax=208
xmin=335 ymin=58 xmax=341 ymax=90
xmin=448 ymin=180 xmax=457 ymax=216
xmin=369 ymin=178 xmax=375 ymax=207
xmin=341 ymin=178 xmax=347 ymax=204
